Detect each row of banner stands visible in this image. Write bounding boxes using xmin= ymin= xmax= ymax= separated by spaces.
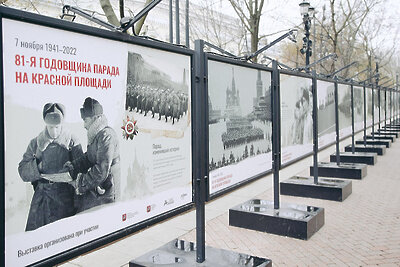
xmin=197 ymin=39 xmax=400 ymax=243
xmin=1 ymin=6 xmax=399 ymax=265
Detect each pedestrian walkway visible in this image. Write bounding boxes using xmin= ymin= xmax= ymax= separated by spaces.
xmin=60 ymin=132 xmax=400 ymax=266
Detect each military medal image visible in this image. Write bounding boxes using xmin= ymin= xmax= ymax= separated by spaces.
xmin=122 ymin=115 xmax=139 ymax=139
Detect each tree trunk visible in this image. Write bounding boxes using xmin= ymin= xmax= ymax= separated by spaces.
xmin=135 ymin=0 xmax=152 ymax=35
xmin=251 ymin=25 xmax=259 ymax=62
xmin=100 ymin=0 xmax=120 ymax=26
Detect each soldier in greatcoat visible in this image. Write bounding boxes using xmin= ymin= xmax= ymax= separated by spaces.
xmin=171 ymin=93 xmax=181 ymax=124
xmin=18 ymin=103 xmax=82 ymax=231
xmin=67 ymin=97 xmax=120 ymax=212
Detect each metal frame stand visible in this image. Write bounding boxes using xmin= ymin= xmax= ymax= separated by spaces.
xmin=230 ymin=61 xmax=324 ymax=239
xmin=354 ymin=82 xmax=389 ymax=154
xmin=281 ymin=71 xmax=352 ymax=201
xmin=313 ymin=78 xmax=367 ymax=179
xmin=131 ymin=40 xmax=273 ymax=266
xmin=334 ymin=83 xmax=377 ymax=165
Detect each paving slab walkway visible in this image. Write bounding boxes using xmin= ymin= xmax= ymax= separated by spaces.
xmin=180 ymin=139 xmax=400 ymax=266
xmin=60 ymin=132 xmax=400 ymax=266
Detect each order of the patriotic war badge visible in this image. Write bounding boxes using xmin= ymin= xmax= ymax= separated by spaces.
xmin=122 ymin=116 xmax=139 ymax=139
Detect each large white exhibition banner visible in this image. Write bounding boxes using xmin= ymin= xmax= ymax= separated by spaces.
xmin=338 ymin=84 xmax=352 ymax=139
xmin=3 ymin=18 xmax=192 ymax=266
xmin=317 ymin=80 xmax=336 ymax=148
xmin=280 ymin=74 xmax=313 ymax=165
xmin=207 ymin=60 xmax=272 ymax=195
xmin=354 ymin=86 xmax=364 ymax=132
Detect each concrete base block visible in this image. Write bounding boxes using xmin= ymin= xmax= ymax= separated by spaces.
xmin=129 ymin=239 xmax=272 ymax=267
xmin=310 ymin=162 xmax=367 ymax=179
xmin=229 ymin=199 xmax=324 ymax=240
xmin=330 ymin=152 xmax=377 ymax=165
xmin=280 ymin=176 xmax=352 ymax=201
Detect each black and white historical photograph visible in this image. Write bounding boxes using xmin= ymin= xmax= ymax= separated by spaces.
xmin=317 ymin=80 xmax=336 ymax=146
xmin=17 ymin=98 xmax=120 ymax=232
xmin=207 ymin=61 xmax=272 ymax=194
xmin=338 ymin=84 xmax=352 ymax=137
xmin=125 ymin=51 xmax=190 ymax=130
xmin=280 ymin=74 xmax=313 ymax=164
xmin=374 ymin=90 xmax=380 ymax=123
xmin=354 ymin=86 xmax=364 ymax=131
xmin=380 ymin=90 xmax=386 ymax=121
xmin=367 ymin=88 xmax=373 ymax=126
xmin=122 ymin=47 xmax=192 ymax=201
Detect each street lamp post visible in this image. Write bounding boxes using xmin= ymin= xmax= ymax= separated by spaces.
xmin=299 ymin=0 xmax=314 ymax=73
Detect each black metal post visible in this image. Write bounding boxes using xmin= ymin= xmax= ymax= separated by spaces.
xmin=378 ymin=86 xmax=381 ymax=129
xmin=351 ymin=83 xmax=355 ymax=153
xmin=312 ymin=70 xmax=318 ymax=184
xmin=194 ymin=40 xmax=206 ymax=263
xmin=175 ymin=0 xmax=180 ymax=44
xmin=395 ymin=73 xmax=399 ymax=123
xmin=302 ymin=15 xmax=311 ymax=72
xmin=384 ymin=88 xmax=387 ymax=127
xmin=0 ymin=16 xmax=5 ymax=267
xmin=334 ymin=78 xmax=340 ymax=165
xmin=376 ymin=62 xmax=380 ymax=130
xmin=169 ymin=0 xmax=173 ymax=43
xmin=372 ymin=84 xmax=375 ymax=140
xmin=363 ymin=82 xmax=367 ymax=146
xmin=272 ymin=60 xmax=281 ymax=209
xmin=390 ymin=88 xmax=392 ymax=126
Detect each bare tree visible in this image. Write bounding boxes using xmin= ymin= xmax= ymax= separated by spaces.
xmin=228 ymin=0 xmax=265 ymax=61
xmin=190 ymin=0 xmax=246 ymax=55
xmin=100 ymin=0 xmax=151 ymax=34
xmin=100 ymin=0 xmax=120 ymax=26
xmin=317 ymin=0 xmax=383 ymax=75
xmin=277 ymin=0 xmax=398 ymax=80
xmin=357 ymin=2 xmax=398 ymax=81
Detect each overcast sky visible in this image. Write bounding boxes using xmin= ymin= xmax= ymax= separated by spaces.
xmin=192 ymin=0 xmax=399 ymax=54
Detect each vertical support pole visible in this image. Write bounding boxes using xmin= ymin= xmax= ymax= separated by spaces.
xmin=385 ymin=88 xmax=387 ymax=127
xmin=175 ymin=0 xmax=180 ymax=44
xmin=305 ymin=20 xmax=310 ymax=70
xmin=371 ymin=84 xmax=375 ymax=140
xmin=169 ymin=0 xmax=173 ymax=43
xmin=390 ymin=88 xmax=392 ymax=126
xmin=272 ymin=60 xmax=280 ymax=210
xmin=363 ymin=83 xmax=367 ymax=146
xmin=378 ymin=86 xmax=381 ymax=130
xmin=312 ymin=71 xmax=318 ymax=184
xmin=0 ymin=17 xmax=5 ymax=267
xmin=185 ymin=0 xmax=189 ymax=48
xmin=397 ymin=74 xmax=399 ymax=123
xmin=334 ymin=78 xmax=340 ymax=165
xmin=351 ymin=84 xmax=355 ymax=153
xmin=194 ymin=40 xmax=205 ymax=263
xmin=376 ymin=62 xmax=380 ymax=131
xmin=312 ymin=14 xmax=316 ymax=71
